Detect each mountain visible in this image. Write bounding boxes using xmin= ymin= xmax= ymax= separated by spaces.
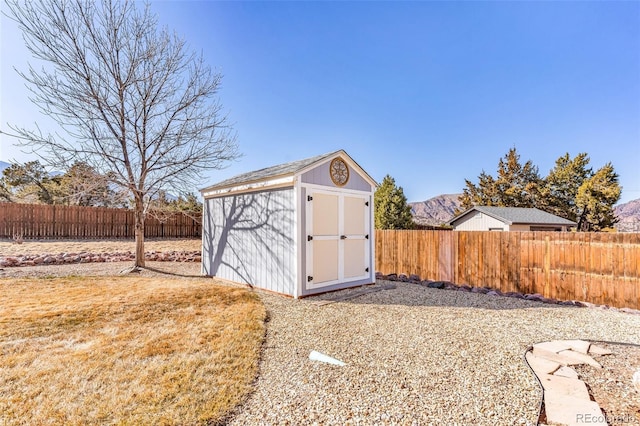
xmin=409 ymin=194 xmax=462 ymax=226
xmin=614 ymin=199 xmax=640 ymax=232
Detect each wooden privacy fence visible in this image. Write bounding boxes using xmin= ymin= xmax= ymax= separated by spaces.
xmin=376 ymin=230 xmax=640 ymax=310
xmin=0 ymin=203 xmax=201 ymax=239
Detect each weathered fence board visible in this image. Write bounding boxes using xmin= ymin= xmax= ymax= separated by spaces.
xmin=0 ymin=203 xmax=201 ymax=239
xmin=376 ymin=230 xmax=640 ymax=310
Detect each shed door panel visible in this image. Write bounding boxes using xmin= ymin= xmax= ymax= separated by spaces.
xmin=307 ymin=190 xmax=370 ymax=288
xmin=313 ymin=193 xmax=339 ymax=235
xmin=344 ymin=196 xmax=365 ymax=235
xmin=313 ymin=240 xmax=339 ymax=283
xmin=344 ymin=239 xmax=366 ymax=279
xmin=343 ymin=195 xmax=367 ymax=279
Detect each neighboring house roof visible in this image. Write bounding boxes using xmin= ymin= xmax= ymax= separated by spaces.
xmin=200 ymin=149 xmax=377 ymax=193
xmin=448 ymin=206 xmax=577 ymax=227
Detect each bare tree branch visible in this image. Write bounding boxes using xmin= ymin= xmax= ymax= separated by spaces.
xmin=4 ymin=0 xmax=239 ymax=266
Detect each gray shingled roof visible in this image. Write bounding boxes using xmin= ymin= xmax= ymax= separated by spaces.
xmin=450 ymin=206 xmax=577 ymax=226
xmin=200 ymin=151 xmax=341 ymax=192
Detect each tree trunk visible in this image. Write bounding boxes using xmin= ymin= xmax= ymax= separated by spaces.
xmin=134 ymin=196 xmax=145 ymax=267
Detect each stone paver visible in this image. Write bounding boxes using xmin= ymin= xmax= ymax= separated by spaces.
xmin=533 ymin=339 xmax=593 ymax=356
xmin=534 ymin=341 xmax=575 ymax=354
xmin=543 ymin=392 xmax=607 ymax=426
xmin=588 ymin=344 xmax=613 ymax=356
xmin=562 ymin=340 xmax=591 ymax=354
xmin=526 ymin=339 xmax=609 ymax=426
xmin=557 ymin=349 xmax=602 ymax=369
xmin=533 ymin=346 xmax=602 ymax=369
xmin=532 ymin=346 xmax=574 ymax=366
xmin=538 ymin=373 xmax=590 ymax=399
xmin=526 ymin=352 xmax=560 ymax=375
xmin=553 ymin=366 xmax=579 ymax=380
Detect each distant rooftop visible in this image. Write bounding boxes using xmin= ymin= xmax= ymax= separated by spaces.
xmin=449 ymin=206 xmax=577 ymax=226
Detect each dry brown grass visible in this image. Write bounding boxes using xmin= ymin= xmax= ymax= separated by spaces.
xmin=0 ymin=276 xmax=266 ymax=425
xmin=0 ymin=238 xmax=201 ymax=256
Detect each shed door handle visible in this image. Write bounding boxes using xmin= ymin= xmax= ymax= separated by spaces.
xmin=340 ymin=235 xmax=347 ymax=239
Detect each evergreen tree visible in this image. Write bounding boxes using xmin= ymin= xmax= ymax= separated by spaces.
xmin=0 ymin=161 xmax=60 ymax=204
xmin=57 ymin=162 xmax=127 ymax=207
xmin=175 ymin=193 xmax=203 ymax=213
xmin=459 ymin=149 xmax=622 ymax=231
xmin=459 ymin=171 xmax=498 ymax=210
xmin=459 ymin=148 xmax=541 ymax=210
xmin=542 ymin=153 xmax=592 ymax=222
xmin=494 ymin=148 xmax=542 ymax=207
xmin=374 ymin=175 xmax=414 ymax=229
xmin=0 ymin=179 xmax=11 ymax=202
xmin=0 ymin=160 xmax=128 ymax=207
xmin=575 ymin=163 xmax=621 ymax=231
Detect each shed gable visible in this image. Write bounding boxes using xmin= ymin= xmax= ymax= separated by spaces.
xmin=300 ymin=156 xmax=372 ymax=191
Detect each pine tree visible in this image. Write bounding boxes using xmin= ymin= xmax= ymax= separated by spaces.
xmin=575 ymin=163 xmax=621 ymax=231
xmin=495 ymin=148 xmax=542 ymax=207
xmin=374 ymin=175 xmax=414 ymax=229
xmin=459 ymin=148 xmax=541 ymax=210
xmin=542 ymin=153 xmax=592 ymax=222
xmin=0 ymin=161 xmax=59 ymax=204
xmin=459 ymin=149 xmax=622 ymax=231
xmin=57 ymin=162 xmax=127 ymax=207
xmin=459 ymin=172 xmax=498 ymax=210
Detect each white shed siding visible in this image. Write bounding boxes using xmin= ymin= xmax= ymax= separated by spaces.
xmin=452 ymin=211 xmax=506 ymax=231
xmin=202 ymin=187 xmax=296 ymax=295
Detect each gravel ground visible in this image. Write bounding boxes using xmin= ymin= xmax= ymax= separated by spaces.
xmin=2 ymin=263 xmax=639 ymax=425
xmin=229 ymin=281 xmax=640 ymax=426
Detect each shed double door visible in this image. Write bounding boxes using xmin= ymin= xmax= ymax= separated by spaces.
xmin=306 ymin=189 xmax=370 ymax=288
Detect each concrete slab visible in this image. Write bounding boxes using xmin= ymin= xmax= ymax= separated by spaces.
xmin=553 ymin=366 xmax=580 ymax=380
xmin=538 ymin=373 xmax=590 ymax=400
xmin=526 ymin=352 xmax=561 ymax=375
xmin=588 ymin=344 xmax=613 ymax=356
xmin=544 ymin=391 xmax=606 ymax=426
xmin=557 ymin=350 xmax=602 ymax=369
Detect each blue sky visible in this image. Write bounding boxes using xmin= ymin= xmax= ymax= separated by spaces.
xmin=1 ymin=1 xmax=639 ymax=203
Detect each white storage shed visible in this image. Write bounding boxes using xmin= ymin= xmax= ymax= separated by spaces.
xmin=200 ymin=150 xmax=377 ymax=298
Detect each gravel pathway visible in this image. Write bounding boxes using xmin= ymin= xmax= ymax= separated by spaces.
xmin=229 ymin=281 xmax=640 ymax=426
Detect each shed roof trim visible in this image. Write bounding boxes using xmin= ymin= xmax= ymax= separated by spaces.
xmin=200 ymin=150 xmax=376 ymax=193
xmin=448 ymin=206 xmax=577 ymax=226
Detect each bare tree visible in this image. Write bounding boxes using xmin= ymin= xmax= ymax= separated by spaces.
xmin=4 ymin=0 xmax=239 ymax=268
